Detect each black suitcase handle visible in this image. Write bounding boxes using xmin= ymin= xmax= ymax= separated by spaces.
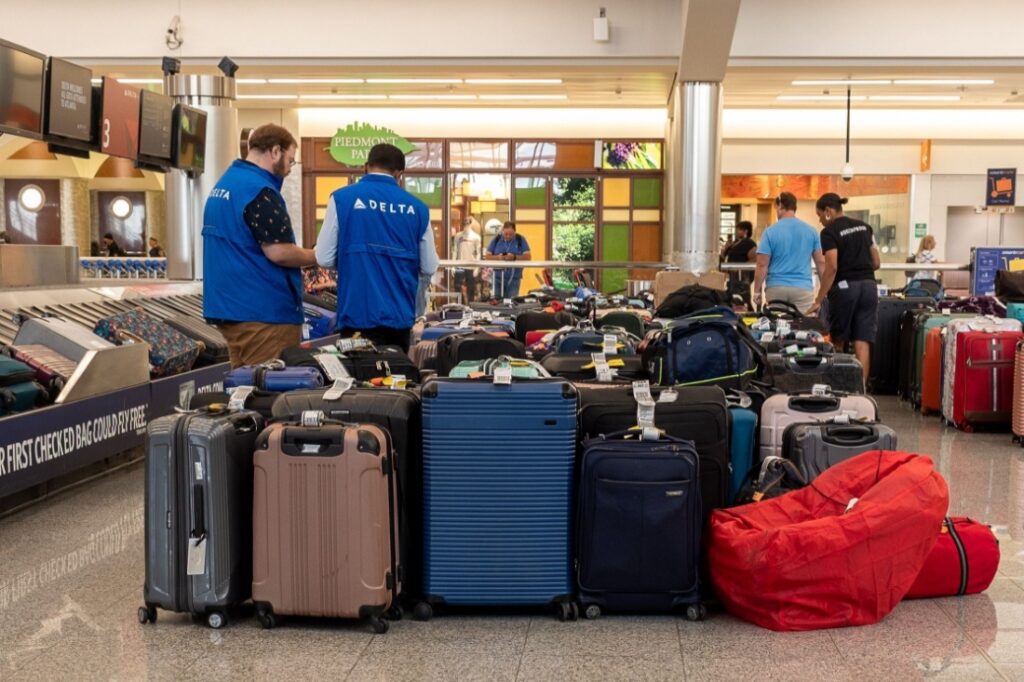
xmin=822 ymin=424 xmax=878 ymax=447
xmin=788 ymin=395 xmax=841 ymax=412
xmin=280 ymin=426 xmax=346 ymax=457
xmin=191 ymin=484 xmax=206 ymax=539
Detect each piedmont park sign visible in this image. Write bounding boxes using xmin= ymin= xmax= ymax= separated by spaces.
xmin=326 ymin=122 xmax=416 ymax=166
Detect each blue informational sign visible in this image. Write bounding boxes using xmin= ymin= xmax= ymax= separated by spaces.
xmin=986 ymin=168 xmax=1017 ymax=206
xmin=971 ymin=246 xmax=1024 ymax=296
xmin=0 ymin=384 xmax=150 ymax=498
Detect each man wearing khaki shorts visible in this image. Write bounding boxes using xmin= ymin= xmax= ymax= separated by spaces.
xmin=752 ymin=192 xmax=825 ymax=314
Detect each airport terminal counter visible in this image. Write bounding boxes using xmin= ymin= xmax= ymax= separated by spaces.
xmin=0 ymin=280 xmax=337 ymax=508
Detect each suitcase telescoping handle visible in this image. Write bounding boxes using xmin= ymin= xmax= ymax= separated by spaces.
xmin=822 ymin=424 xmax=879 ymax=447
xmin=191 ymin=484 xmax=206 ymax=540
xmin=593 ymin=428 xmax=695 ymax=446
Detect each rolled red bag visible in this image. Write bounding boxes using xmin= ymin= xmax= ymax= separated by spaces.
xmin=905 ymin=517 xmax=999 ymax=599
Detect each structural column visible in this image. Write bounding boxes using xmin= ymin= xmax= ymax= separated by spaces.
xmin=164 ymin=75 xmax=238 ymax=280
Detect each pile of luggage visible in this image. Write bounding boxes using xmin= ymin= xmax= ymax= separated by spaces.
xmin=140 ymin=281 xmax=997 ymax=634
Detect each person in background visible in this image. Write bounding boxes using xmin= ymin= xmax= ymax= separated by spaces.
xmin=148 ymin=237 xmax=165 ymax=258
xmin=452 ymin=217 xmax=482 ymax=302
xmin=202 ymin=123 xmax=316 ymax=367
xmin=316 ymin=143 xmax=438 ymax=352
xmin=722 ymin=220 xmax=757 ymax=281
xmin=808 ymin=192 xmax=881 ymax=383
xmin=485 ymin=221 xmax=531 ymax=299
xmin=103 ymin=233 xmax=126 ymax=257
xmin=89 ymin=240 xmax=100 ymax=257
xmin=752 ymin=192 xmax=824 ymax=313
xmin=0 ymin=231 xmax=7 ymax=244
xmin=914 ymin=234 xmax=939 ymax=281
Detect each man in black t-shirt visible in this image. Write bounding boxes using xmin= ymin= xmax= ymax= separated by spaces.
xmin=808 ymin=193 xmax=881 ymax=382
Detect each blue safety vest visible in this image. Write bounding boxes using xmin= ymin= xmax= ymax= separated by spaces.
xmin=331 ymin=174 xmax=428 ymax=329
xmin=201 ymin=160 xmax=303 ymax=324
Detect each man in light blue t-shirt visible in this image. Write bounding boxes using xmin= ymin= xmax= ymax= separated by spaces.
xmin=752 ymin=192 xmax=825 ymax=313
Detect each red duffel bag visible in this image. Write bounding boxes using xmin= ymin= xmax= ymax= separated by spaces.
xmin=708 ymin=450 xmax=949 ymax=631
xmin=905 ymin=517 xmax=999 ymax=598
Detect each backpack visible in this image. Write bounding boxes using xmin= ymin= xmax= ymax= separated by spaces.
xmin=655 ymin=284 xmax=728 ymax=319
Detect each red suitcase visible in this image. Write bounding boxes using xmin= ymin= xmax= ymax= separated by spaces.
xmin=905 ymin=517 xmax=999 ymax=598
xmin=948 ymin=330 xmax=1022 ymax=431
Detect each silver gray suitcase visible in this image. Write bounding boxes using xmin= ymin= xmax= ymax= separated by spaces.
xmin=783 ymin=420 xmax=897 ymax=482
xmin=14 ymin=316 xmax=115 ymax=363
xmin=140 ymin=407 xmax=263 ymax=629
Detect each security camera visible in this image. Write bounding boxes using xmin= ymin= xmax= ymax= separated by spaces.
xmin=166 ymin=16 xmax=182 ymax=49
xmin=840 ymin=162 xmax=855 ymax=182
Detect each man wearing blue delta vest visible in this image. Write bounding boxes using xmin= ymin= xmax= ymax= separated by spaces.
xmin=202 ymin=124 xmax=316 ymax=367
xmin=315 ymin=143 xmax=439 ymax=351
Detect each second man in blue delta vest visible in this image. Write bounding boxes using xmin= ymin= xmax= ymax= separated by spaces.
xmin=485 ymin=221 xmax=532 ymax=299
xmin=315 ymin=143 xmax=439 ymax=351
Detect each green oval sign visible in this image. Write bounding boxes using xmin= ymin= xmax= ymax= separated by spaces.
xmin=326 ymin=122 xmax=416 ymax=166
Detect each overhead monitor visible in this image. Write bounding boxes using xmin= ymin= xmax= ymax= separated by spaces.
xmin=172 ymin=103 xmax=207 ymax=175
xmin=137 ymin=89 xmax=173 ymax=164
xmin=45 ymin=57 xmax=95 ymax=155
xmin=99 ymin=77 xmax=141 ymax=160
xmin=0 ymin=39 xmax=46 ymax=140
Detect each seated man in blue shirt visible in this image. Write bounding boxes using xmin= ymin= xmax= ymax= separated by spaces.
xmin=484 ymin=221 xmax=531 ymax=299
xmin=315 ymin=143 xmax=438 ymax=352
xmin=202 ymin=124 xmax=316 ymax=367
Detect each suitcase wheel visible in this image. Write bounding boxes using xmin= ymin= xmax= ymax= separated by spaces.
xmin=256 ymin=607 xmax=278 ymax=629
xmin=384 ymin=605 xmax=403 ymax=621
xmin=371 ymin=617 xmax=390 ymax=634
xmin=137 ymin=605 xmax=157 ymax=625
xmin=555 ymin=601 xmax=579 ymax=622
xmin=206 ymin=611 xmax=227 ymax=629
xmin=684 ymin=604 xmax=707 ymax=622
xmin=583 ymin=604 xmax=602 ymax=620
xmin=412 ymin=602 xmax=433 ymax=622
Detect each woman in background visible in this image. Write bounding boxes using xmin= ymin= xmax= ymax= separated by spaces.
xmin=914 ymin=235 xmax=939 ymax=281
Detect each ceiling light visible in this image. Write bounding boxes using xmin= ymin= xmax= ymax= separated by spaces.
xmin=893 ymin=79 xmax=994 ymax=85
xmin=116 ymin=78 xmax=163 ymax=84
xmin=236 ymin=78 xmax=268 ymax=84
xmin=267 ymin=78 xmax=364 ymax=84
xmin=298 ymin=94 xmax=387 ymax=100
xmin=236 ymin=94 xmax=298 ymax=100
xmin=868 ymin=95 xmax=961 ymax=101
xmin=777 ymin=95 xmax=868 ymax=101
xmin=367 ymin=78 xmax=463 ymax=84
xmin=388 ymin=94 xmax=477 ymax=100
xmin=791 ymin=79 xmax=891 ymax=86
xmin=465 ymin=78 xmax=563 ymax=85
xmin=478 ymin=94 xmax=569 ymax=100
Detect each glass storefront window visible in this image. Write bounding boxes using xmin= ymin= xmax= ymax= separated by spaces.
xmin=449 ymin=141 xmax=509 ymax=169
xmin=406 ymin=141 xmax=444 ymax=170
xmin=552 ymin=177 xmax=596 ymax=288
xmin=515 ymin=142 xmax=595 ymax=171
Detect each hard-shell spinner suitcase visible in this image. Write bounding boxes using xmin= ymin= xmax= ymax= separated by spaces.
xmin=576 ymin=431 xmax=703 ymax=620
xmin=912 ymin=313 xmax=976 ymax=407
xmin=6 ymin=344 xmax=78 ymax=395
xmin=301 ymin=302 xmax=336 ymax=340
xmin=1013 ymin=340 xmax=1024 ymax=442
xmin=0 ymin=353 xmax=37 ymax=386
xmin=270 ymin=386 xmax=423 ymax=602
xmin=13 ymin=316 xmax=115 ymax=363
xmin=782 ymin=420 xmax=898 ymax=482
xmin=224 ymin=364 xmax=324 ymax=392
xmin=576 ymin=383 xmax=730 ymax=522
xmin=0 ymin=380 xmax=50 ymax=415
xmin=766 ymin=352 xmax=865 ymax=394
xmin=162 ymin=314 xmax=230 ymax=366
xmin=251 ymin=417 xmax=400 ymax=633
xmin=870 ymin=297 xmax=934 ymax=394
xmin=728 ymin=405 xmax=757 ymax=505
xmin=921 ymin=327 xmax=944 ymax=415
xmin=417 ymin=377 xmax=578 ymax=620
xmin=140 ymin=406 xmax=264 ymax=629
xmin=942 ymin=318 xmax=1023 ymax=427
xmin=759 ymin=390 xmax=878 ymax=461
xmin=944 ymin=328 xmax=1022 ymax=430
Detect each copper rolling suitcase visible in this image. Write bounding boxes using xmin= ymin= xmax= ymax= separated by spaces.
xmin=1012 ymin=340 xmax=1024 ymax=442
xmin=921 ymin=327 xmax=944 ymax=415
xmin=251 ymin=414 xmax=400 ymax=633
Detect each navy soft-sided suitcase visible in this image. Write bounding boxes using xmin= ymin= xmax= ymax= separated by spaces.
xmin=576 ymin=431 xmax=703 ymax=620
xmin=728 ymin=406 xmax=757 ymax=505
xmin=418 ymin=377 xmax=578 ymax=620
xmin=223 ymin=364 xmax=324 ymax=392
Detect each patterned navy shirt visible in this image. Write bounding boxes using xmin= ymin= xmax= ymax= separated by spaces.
xmin=243 ymin=187 xmax=295 ymax=245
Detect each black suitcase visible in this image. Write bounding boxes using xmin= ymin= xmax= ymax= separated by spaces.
xmin=870 ymin=297 xmax=933 ymax=394
xmin=576 ymin=431 xmax=702 ymax=619
xmin=163 ymin=314 xmax=230 ymax=366
xmin=540 ymin=353 xmax=647 ymax=382
xmin=898 ymin=309 xmax=931 ymax=400
xmin=279 ymin=345 xmax=421 ymax=384
xmin=767 ymin=352 xmax=865 ymax=394
xmin=140 ymin=406 xmax=264 ymax=629
xmin=577 ymin=383 xmax=729 ymax=522
xmin=435 ymin=330 xmax=526 ymax=377
xmin=514 ymin=310 xmax=577 ymax=343
xmin=302 ymin=291 xmax=337 ymax=311
xmin=189 ymin=389 xmax=279 ymax=420
xmin=269 ymin=386 xmax=423 ymax=602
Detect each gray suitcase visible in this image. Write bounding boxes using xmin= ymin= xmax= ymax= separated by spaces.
xmin=140 ymin=406 xmax=263 ymax=629
xmin=783 ymin=420 xmax=897 ymax=482
xmin=14 ymin=316 xmax=115 ymax=362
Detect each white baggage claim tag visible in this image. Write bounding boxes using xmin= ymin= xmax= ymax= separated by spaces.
xmin=228 ymin=386 xmax=255 ymax=411
xmin=602 ymin=334 xmax=618 ymax=355
xmin=632 ymin=380 xmax=656 ymax=428
xmin=315 ymin=353 xmax=350 ymax=381
xmin=591 ymin=353 xmax=615 ymax=383
xmin=186 ymin=537 xmax=207 ymax=576
xmin=323 ymin=378 xmax=354 ymax=401
xmin=811 ymin=384 xmax=830 ymax=397
xmin=493 ymin=366 xmax=513 ymax=385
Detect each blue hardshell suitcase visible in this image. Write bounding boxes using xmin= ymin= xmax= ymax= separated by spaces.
xmin=419 ymin=377 xmax=577 ymax=616
xmin=303 ymin=303 xmax=337 ymax=340
xmin=576 ymin=431 xmax=702 ymax=618
xmin=224 ymin=365 xmax=324 ymax=392
xmin=727 ymin=406 xmax=757 ymax=505
xmin=1008 ymin=302 xmax=1024 ymax=325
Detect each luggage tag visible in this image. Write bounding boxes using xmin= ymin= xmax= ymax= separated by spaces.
xmin=795 ymin=331 xmax=810 ymax=341
xmin=227 ymin=385 xmax=256 ymax=411
xmin=811 ymin=384 xmax=830 ymax=397
xmin=323 ymin=378 xmax=354 ymax=401
xmin=503 ymin=298 xmax=513 ymax=306
xmin=602 ymin=334 xmax=619 ymax=356
xmin=301 ymin=323 xmax=312 ymax=340
xmin=755 ymin=317 xmax=772 ymax=331
xmin=761 ymin=332 xmax=776 ymax=343
xmin=776 ymin=320 xmax=791 ymax=336
xmin=300 ymin=410 xmax=326 ymax=427
xmin=833 ymin=412 xmax=853 ymax=424
xmin=844 ymin=497 xmax=860 ymax=513
xmin=658 ymin=388 xmax=679 ymax=403
xmin=632 ymin=380 xmax=656 ymax=429
xmin=315 ymin=353 xmax=351 ymax=381
xmin=493 ymin=366 xmax=513 ymax=385
xmin=389 ymin=375 xmax=407 ymax=390
xmin=337 ymin=337 xmax=371 ymax=353
xmin=186 ymin=537 xmax=207 ymax=576
xmin=590 ymin=353 xmax=615 ymax=383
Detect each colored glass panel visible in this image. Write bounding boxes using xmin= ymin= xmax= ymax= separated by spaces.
xmin=514 ymin=176 xmax=547 ymax=207
xmin=515 ymin=222 xmax=547 ymax=293
xmin=315 ymin=176 xmax=349 ymax=204
xmin=602 ymin=209 xmax=630 ymax=222
xmin=602 ymin=178 xmax=630 ymax=207
xmin=602 ymin=223 xmax=630 ymax=294
xmin=631 ymin=223 xmax=662 ymax=280
xmin=633 ymin=209 xmax=661 ymax=222
xmin=404 ymin=176 xmax=444 ymax=207
xmin=633 ymin=177 xmax=662 ymax=208
xmin=515 ymin=208 xmax=546 ymax=222
xmin=515 ymin=142 xmax=595 ymax=170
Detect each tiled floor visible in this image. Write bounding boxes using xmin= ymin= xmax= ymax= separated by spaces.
xmin=2 ymin=396 xmax=1023 ymax=681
